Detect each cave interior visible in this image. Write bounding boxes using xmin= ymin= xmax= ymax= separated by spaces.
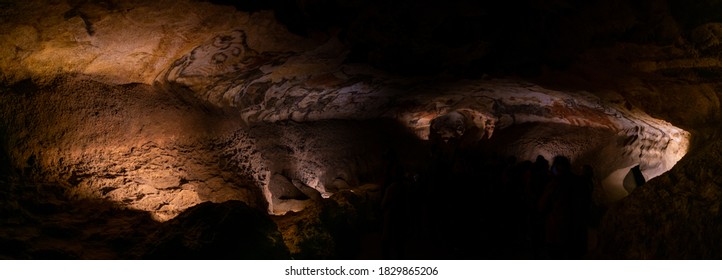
xmin=1 ymin=0 xmax=721 ymax=259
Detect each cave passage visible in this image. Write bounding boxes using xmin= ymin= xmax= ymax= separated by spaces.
xmin=1 ymin=0 xmax=711 ymax=260
xmin=476 ymin=122 xmax=688 ymax=205
xmin=358 ymin=119 xmax=689 ymax=259
xmin=0 ymin=77 xmax=690 ymax=259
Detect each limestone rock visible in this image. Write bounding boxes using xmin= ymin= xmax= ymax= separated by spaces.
xmin=268 ymin=173 xmax=312 ymax=215
xmin=598 ymin=133 xmax=722 ymax=259
xmin=273 ymin=189 xmax=381 ymax=259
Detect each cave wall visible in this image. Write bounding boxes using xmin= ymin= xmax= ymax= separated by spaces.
xmin=1 ymin=0 xmax=722 ymax=258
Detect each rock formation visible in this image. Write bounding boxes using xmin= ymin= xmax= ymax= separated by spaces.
xmin=1 ymin=0 xmax=721 ymax=259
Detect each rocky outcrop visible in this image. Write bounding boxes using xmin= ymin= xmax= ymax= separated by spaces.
xmin=272 ymin=188 xmax=384 ymax=259
xmin=598 ymin=131 xmax=722 ymax=259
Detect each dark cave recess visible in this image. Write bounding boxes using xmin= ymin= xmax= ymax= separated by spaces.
xmin=204 ymin=0 xmax=721 ymax=75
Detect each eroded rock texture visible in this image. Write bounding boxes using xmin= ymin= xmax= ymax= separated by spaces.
xmin=598 ymin=135 xmax=722 ymax=259
xmin=1 ymin=0 xmax=721 ymax=259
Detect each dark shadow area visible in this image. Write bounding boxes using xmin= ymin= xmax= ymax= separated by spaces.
xmin=264 ymin=119 xmax=609 ymax=260
xmin=373 ymin=139 xmax=603 ymax=259
xmin=0 ymin=172 xmax=155 ymax=259
xmin=139 ymin=200 xmax=290 ymax=259
xmin=0 ymin=170 xmax=289 ymax=259
xmin=210 ymin=0 xmax=704 ymax=77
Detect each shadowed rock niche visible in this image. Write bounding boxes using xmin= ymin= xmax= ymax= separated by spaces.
xmin=0 ymin=0 xmax=706 ymax=259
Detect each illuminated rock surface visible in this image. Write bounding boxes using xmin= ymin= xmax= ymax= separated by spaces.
xmin=0 ymin=0 xmax=721 ymax=259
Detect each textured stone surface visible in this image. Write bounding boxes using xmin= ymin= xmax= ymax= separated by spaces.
xmin=597 ymin=133 xmax=722 ymax=259
xmin=2 ymin=0 xmax=722 ymax=259
xmin=0 ymin=0 xmax=314 ymax=85
xmin=0 ymin=79 xmax=266 ymax=221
